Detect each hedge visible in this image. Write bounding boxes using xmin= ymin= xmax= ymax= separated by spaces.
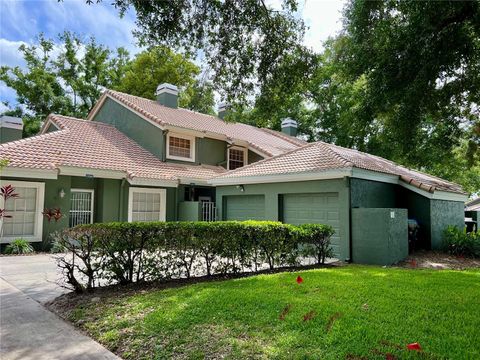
xmin=51 ymin=221 xmax=335 ymax=293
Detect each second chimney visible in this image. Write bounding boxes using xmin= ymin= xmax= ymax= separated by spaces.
xmin=281 ymin=118 xmax=298 ymax=137
xmin=155 ymin=83 xmax=178 ymax=108
xmin=218 ymin=102 xmax=229 ymax=120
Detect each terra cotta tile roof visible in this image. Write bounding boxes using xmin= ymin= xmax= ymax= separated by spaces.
xmin=213 ymin=141 xmax=465 ymax=194
xmin=0 ymin=114 xmax=226 ymax=183
xmin=93 ymin=89 xmax=306 ymax=156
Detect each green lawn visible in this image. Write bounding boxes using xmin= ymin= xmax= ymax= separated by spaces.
xmin=67 ymin=265 xmax=480 ymax=359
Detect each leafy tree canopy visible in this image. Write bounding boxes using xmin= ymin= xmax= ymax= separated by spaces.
xmin=1 ymin=33 xmax=216 ymax=137
xmin=114 ymin=46 xmax=215 ymax=114
xmin=340 ymin=0 xmax=480 ymax=168
xmin=89 ymin=0 xmax=313 ymax=105
xmin=0 ymin=32 xmax=129 ymax=136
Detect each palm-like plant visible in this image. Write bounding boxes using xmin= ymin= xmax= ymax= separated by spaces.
xmin=0 ymin=184 xmax=20 ymax=240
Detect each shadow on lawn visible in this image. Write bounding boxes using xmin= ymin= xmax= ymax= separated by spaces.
xmin=46 ymin=263 xmax=478 ymax=359
xmin=47 ymin=261 xmax=343 ymax=310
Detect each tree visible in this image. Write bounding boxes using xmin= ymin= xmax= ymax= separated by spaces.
xmin=340 ymin=0 xmax=480 ymax=168
xmin=114 ymin=46 xmax=215 ymax=114
xmin=88 ymin=0 xmax=312 ymax=105
xmin=0 ymin=32 xmax=129 ymax=136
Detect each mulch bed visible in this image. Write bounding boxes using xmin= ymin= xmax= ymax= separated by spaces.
xmin=397 ymin=250 xmax=480 ymax=270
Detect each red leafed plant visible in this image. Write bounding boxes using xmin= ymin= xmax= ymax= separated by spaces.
xmin=0 ymin=184 xmax=20 ymax=239
xmin=296 ymin=276 xmax=303 ymax=284
xmin=0 ymin=185 xmax=19 ymax=219
xmin=43 ymin=208 xmax=63 ymax=222
xmin=0 ymin=184 xmax=19 ymax=220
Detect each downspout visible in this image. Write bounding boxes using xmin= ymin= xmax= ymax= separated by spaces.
xmin=347 ymin=176 xmax=353 ymax=263
xmin=162 ymin=130 xmax=168 ymax=162
xmin=119 ymin=178 xmax=126 ymax=221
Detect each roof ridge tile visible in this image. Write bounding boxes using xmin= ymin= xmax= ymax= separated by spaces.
xmin=259 ymin=128 xmax=307 ymax=146
xmin=0 ymin=127 xmax=69 ymax=149
xmin=218 ymin=141 xmax=318 ymax=177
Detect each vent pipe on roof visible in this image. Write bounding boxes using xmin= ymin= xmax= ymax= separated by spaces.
xmin=155 ymin=83 xmax=178 ymax=108
xmin=218 ymin=102 xmax=229 ymax=120
xmin=281 ymin=118 xmax=297 ymax=137
xmin=0 ymin=116 xmax=23 ymax=143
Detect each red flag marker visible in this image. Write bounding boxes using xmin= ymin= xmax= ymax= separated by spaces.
xmin=406 ymin=342 xmax=421 ymax=351
xmin=296 ymin=276 xmax=303 ymax=284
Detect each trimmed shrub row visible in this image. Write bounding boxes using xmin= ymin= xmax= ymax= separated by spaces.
xmin=52 ymin=221 xmax=335 ymax=293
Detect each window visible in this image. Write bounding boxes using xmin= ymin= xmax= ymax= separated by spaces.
xmin=228 ymin=147 xmax=247 ymax=170
xmin=0 ymin=180 xmax=44 ymax=242
xmin=167 ymin=133 xmax=195 ymax=162
xmin=69 ymin=189 xmax=94 ymax=227
xmin=128 ymin=188 xmax=166 ymax=222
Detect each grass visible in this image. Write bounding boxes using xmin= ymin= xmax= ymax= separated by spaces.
xmin=66 ymin=265 xmax=480 ymax=359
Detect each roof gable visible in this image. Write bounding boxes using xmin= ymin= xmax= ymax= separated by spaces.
xmin=1 ymin=114 xmax=226 ymax=184
xmin=89 ymin=90 xmax=305 ymax=157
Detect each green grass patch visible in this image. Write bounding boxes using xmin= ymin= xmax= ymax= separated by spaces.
xmin=70 ymin=265 xmax=480 ymax=359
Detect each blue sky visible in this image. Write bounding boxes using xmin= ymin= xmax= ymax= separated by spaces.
xmin=0 ymin=0 xmax=345 ymax=111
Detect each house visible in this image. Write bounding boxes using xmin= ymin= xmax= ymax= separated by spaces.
xmin=465 ymin=197 xmax=480 ymax=232
xmin=0 ymin=83 xmax=468 ymax=264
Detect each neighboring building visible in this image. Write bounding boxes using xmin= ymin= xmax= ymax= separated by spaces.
xmin=465 ymin=198 xmax=480 ymax=212
xmin=0 ymin=84 xmax=468 ymax=264
xmin=465 ymin=197 xmax=480 ymax=232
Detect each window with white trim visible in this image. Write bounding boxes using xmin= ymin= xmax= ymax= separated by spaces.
xmin=167 ymin=133 xmax=195 ymax=162
xmin=0 ymin=180 xmax=44 ymax=242
xmin=69 ymin=189 xmax=94 ymax=227
xmin=228 ymin=147 xmax=247 ymax=170
xmin=128 ymin=188 xmax=166 ymax=222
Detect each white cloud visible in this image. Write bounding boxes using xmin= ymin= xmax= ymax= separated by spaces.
xmin=0 ymin=38 xmax=27 ymax=68
xmin=41 ymin=0 xmax=139 ymax=54
xmin=301 ymin=0 xmax=346 ymax=51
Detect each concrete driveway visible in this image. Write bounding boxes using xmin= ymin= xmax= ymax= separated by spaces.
xmin=0 ymin=254 xmax=120 ymax=360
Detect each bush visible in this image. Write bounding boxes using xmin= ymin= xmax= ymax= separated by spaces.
xmin=443 ymin=226 xmax=480 ymax=257
xmin=298 ymin=224 xmax=335 ymax=264
xmin=4 ymin=238 xmax=34 ymax=254
xmin=52 ymin=221 xmax=335 ymax=293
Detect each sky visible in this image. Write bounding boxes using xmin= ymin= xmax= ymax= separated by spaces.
xmin=0 ymin=0 xmax=346 ymax=112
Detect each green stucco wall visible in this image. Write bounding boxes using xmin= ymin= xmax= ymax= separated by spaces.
xmin=45 ymin=123 xmax=59 ymax=133
xmin=0 ymin=127 xmax=22 ymax=143
xmin=1 ymin=175 xmax=178 ymax=247
xmin=352 ymin=180 xmax=464 ymax=251
xmin=216 ymin=179 xmax=351 ymax=260
xmin=43 ymin=176 xmax=72 ymax=241
xmin=178 ymin=201 xmax=201 ymax=221
xmin=430 ymin=199 xmax=465 ymax=249
xmin=93 ymin=98 xmax=165 ymax=159
xmin=350 ymin=178 xmax=397 ymax=208
xmin=248 ymin=150 xmax=264 ymax=164
xmin=351 ymin=208 xmax=408 ymax=265
xmin=199 ymin=137 xmax=227 ymax=166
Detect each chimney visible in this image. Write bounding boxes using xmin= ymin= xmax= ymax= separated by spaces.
xmin=0 ymin=116 xmax=23 ymax=143
xmin=281 ymin=118 xmax=297 ymax=137
xmin=155 ymin=83 xmax=178 ymax=108
xmin=218 ymin=102 xmax=229 ymax=120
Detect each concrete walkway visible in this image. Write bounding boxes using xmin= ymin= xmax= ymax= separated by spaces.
xmin=0 ymin=254 xmax=120 ymax=360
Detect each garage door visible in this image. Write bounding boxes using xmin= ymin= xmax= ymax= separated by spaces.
xmin=225 ymin=195 xmax=265 ymax=221
xmin=283 ymin=193 xmax=341 ymax=256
